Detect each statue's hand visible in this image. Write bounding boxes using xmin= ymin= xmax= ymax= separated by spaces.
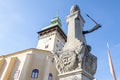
xmin=83 ymin=23 xmax=101 ymax=34
xmin=94 ymin=24 xmax=101 ymax=30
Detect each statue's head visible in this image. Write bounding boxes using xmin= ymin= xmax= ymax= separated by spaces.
xmin=70 ymin=4 xmax=80 ymax=14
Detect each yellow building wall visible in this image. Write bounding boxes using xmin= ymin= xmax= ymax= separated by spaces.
xmin=0 ymin=49 xmax=58 ymax=80
xmin=0 ymin=59 xmax=5 ymax=72
xmin=19 ymin=54 xmax=33 ymax=80
xmin=0 ymin=51 xmax=30 ymax=80
xmin=3 ymin=57 xmax=17 ymax=80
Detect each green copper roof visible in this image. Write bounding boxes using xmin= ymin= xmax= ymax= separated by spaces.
xmin=51 ymin=17 xmax=62 ymax=26
xmin=41 ymin=17 xmax=62 ymax=30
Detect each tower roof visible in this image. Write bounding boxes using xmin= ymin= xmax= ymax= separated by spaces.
xmin=38 ymin=17 xmax=67 ymax=42
xmin=41 ymin=17 xmax=62 ymax=30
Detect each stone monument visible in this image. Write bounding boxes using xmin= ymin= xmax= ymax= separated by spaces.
xmin=54 ymin=5 xmax=101 ymax=80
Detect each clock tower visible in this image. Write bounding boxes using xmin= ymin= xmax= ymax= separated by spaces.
xmin=37 ymin=17 xmax=67 ymax=54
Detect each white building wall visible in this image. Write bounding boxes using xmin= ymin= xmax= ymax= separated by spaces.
xmin=37 ymin=31 xmax=56 ymax=52
xmin=54 ymin=30 xmax=66 ymax=54
xmin=37 ymin=30 xmax=66 ymax=54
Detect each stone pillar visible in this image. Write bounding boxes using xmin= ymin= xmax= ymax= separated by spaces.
xmin=63 ymin=5 xmax=86 ymax=51
xmin=66 ymin=7 xmax=85 ymax=44
xmin=55 ymin=5 xmax=97 ymax=80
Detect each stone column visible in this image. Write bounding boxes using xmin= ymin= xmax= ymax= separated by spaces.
xmin=63 ymin=5 xmax=86 ymax=51
xmin=55 ymin=5 xmax=97 ymax=80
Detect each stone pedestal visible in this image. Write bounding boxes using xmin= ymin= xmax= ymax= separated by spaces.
xmin=58 ymin=69 xmax=94 ymax=80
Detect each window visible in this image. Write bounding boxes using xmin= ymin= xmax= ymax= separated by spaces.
xmin=56 ymin=44 xmax=58 ymax=48
xmin=57 ymin=39 xmax=59 ymax=42
xmin=31 ymin=69 xmax=39 ymax=78
xmin=45 ymin=44 xmax=49 ymax=48
xmin=48 ymin=73 xmax=53 ymax=80
xmin=59 ymin=49 xmax=61 ymax=51
xmin=14 ymin=70 xmax=20 ymax=79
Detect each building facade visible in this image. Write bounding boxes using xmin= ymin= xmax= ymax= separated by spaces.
xmin=0 ymin=17 xmax=66 ymax=80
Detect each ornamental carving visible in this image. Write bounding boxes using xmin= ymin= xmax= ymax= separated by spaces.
xmin=54 ymin=43 xmax=97 ymax=75
xmin=72 ymin=76 xmax=78 ymax=80
xmin=55 ymin=50 xmax=77 ymax=73
xmin=54 ymin=42 xmax=86 ymax=73
xmin=84 ymin=53 xmax=97 ymax=75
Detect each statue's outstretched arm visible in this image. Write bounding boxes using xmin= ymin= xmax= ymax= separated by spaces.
xmin=83 ymin=24 xmax=101 ymax=34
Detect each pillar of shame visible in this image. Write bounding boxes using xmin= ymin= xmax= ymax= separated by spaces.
xmin=54 ymin=5 xmax=100 ymax=80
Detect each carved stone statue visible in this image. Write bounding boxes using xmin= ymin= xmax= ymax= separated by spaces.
xmin=54 ymin=4 xmax=100 ymax=80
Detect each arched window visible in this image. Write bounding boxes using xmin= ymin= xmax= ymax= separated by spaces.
xmin=48 ymin=73 xmax=53 ymax=80
xmin=31 ymin=69 xmax=39 ymax=78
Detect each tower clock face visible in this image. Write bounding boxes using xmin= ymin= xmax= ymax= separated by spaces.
xmin=44 ymin=38 xmax=51 ymax=43
xmin=43 ymin=37 xmax=52 ymax=48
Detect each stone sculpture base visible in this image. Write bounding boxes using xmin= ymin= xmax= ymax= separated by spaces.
xmin=58 ymin=69 xmax=94 ymax=80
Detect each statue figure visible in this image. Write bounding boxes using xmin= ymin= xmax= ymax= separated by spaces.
xmin=70 ymin=5 xmax=101 ymax=35
xmin=83 ymin=14 xmax=101 ymax=34
xmin=54 ymin=5 xmax=100 ymax=76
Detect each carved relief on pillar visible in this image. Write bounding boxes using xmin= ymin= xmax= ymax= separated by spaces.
xmin=80 ymin=45 xmax=97 ymax=76
xmin=84 ymin=53 xmax=97 ymax=75
xmin=71 ymin=76 xmax=78 ymax=80
xmin=54 ymin=43 xmax=97 ymax=76
xmin=54 ymin=42 xmax=86 ymax=74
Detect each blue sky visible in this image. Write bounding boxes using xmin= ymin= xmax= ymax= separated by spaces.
xmin=0 ymin=0 xmax=120 ymax=80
